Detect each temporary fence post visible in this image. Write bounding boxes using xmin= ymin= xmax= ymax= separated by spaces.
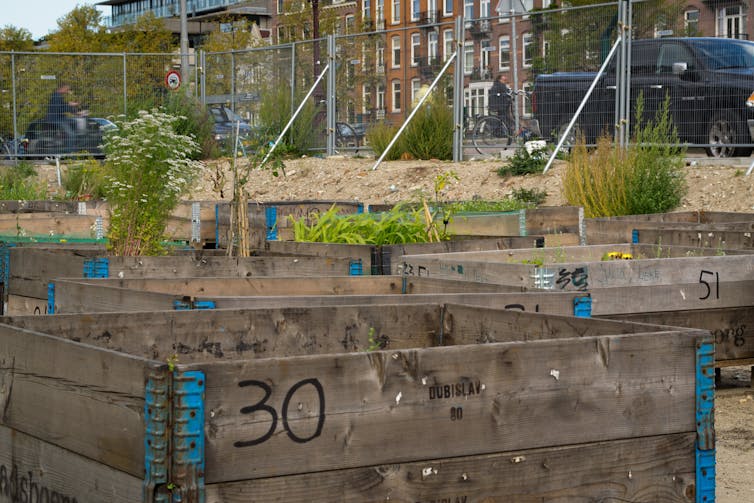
xmin=452 ymin=16 xmax=466 ymax=162
xmin=123 ymin=52 xmax=128 ymax=115
xmin=327 ymin=34 xmax=337 ymax=156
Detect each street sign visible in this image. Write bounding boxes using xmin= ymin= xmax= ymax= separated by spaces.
xmin=165 ymin=70 xmax=182 ymax=90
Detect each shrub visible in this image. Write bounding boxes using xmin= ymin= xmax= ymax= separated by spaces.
xmin=402 ymin=92 xmax=453 ymax=160
xmin=365 ymin=121 xmax=404 ymax=161
xmin=161 ymin=92 xmax=217 ymax=159
xmin=497 ymin=146 xmax=548 ymax=177
xmin=0 ymin=162 xmax=46 ymax=200
xmin=62 ymin=159 xmax=107 ymax=200
xmin=257 ymin=86 xmax=319 ymax=155
xmin=563 ymin=95 xmax=686 ymax=217
xmin=102 ymin=109 xmax=203 ymax=255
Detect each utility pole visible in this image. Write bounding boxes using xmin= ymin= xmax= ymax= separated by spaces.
xmin=180 ymin=0 xmax=190 ymax=94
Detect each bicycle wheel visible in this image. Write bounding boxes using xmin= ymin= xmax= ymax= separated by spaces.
xmin=473 ymin=116 xmax=511 ymax=155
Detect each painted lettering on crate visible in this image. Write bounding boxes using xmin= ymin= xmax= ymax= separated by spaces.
xmin=234 ymin=378 xmax=325 ymax=448
xmin=415 ymin=496 xmax=467 ymax=503
xmin=0 ymin=463 xmax=78 ymax=503
xmin=401 ymin=262 xmax=429 ymax=277
xmin=428 ymin=381 xmax=482 ymax=401
xmin=699 ymin=270 xmax=720 ymax=300
xmin=556 ymin=267 xmax=588 ymax=291
xmin=713 ymin=325 xmax=747 ymax=347
xmin=504 ymin=303 xmax=540 ymax=313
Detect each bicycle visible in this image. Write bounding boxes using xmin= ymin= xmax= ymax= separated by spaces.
xmin=472 ymin=89 xmax=541 ymax=156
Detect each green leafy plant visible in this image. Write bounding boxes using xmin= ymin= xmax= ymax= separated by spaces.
xmin=291 ymin=204 xmax=446 ymax=245
xmin=402 ymin=92 xmax=454 ymax=160
xmin=497 ymin=146 xmax=548 ymax=177
xmin=161 ymin=92 xmax=217 ymax=160
xmin=0 ymin=162 xmax=47 ymax=200
xmin=365 ymin=121 xmax=404 ymax=161
xmin=511 ymin=187 xmax=547 ymax=206
xmin=257 ymin=86 xmax=319 ymax=155
xmin=102 ymin=109 xmax=203 ymax=255
xmin=61 ymin=159 xmax=107 ymax=200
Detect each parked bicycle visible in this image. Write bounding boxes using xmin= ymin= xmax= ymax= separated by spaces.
xmin=472 ymin=89 xmax=541 ymax=156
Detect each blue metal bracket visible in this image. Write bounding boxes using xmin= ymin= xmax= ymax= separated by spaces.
xmin=349 ymin=259 xmax=363 ymax=276
xmin=631 ymin=229 xmax=639 ymax=244
xmin=356 ymin=203 xmax=365 ymax=214
xmin=173 ymin=298 xmax=216 ymax=311
xmin=573 ymin=295 xmax=592 ymax=318
xmin=265 ymin=206 xmax=278 ymax=241
xmin=47 ymin=282 xmax=55 ymax=315
xmin=695 ymin=337 xmax=715 ymax=503
xmin=144 ymin=369 xmax=171 ymax=503
xmin=83 ymin=257 xmax=110 ymax=278
xmin=170 ymin=370 xmax=206 ymax=503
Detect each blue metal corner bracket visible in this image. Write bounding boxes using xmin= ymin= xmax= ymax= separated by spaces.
xmin=695 ymin=336 xmax=715 ymax=503
xmin=572 ymin=295 xmax=592 ymax=318
xmin=349 ymin=259 xmax=363 ymax=276
xmin=265 ymin=206 xmax=278 ymax=241
xmin=46 ymin=282 xmax=55 ymax=315
xmin=631 ymin=229 xmax=639 ymax=244
xmin=171 ymin=370 xmax=206 ymax=503
xmin=144 ymin=369 xmax=171 ymax=503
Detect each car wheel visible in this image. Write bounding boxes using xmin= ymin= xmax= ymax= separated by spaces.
xmin=707 ymin=114 xmax=752 ymax=158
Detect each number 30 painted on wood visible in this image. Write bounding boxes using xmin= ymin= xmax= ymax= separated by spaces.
xmin=234 ymin=378 xmax=326 ymax=448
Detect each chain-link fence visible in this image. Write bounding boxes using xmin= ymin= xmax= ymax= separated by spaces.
xmin=3 ymin=1 xmax=753 ymax=161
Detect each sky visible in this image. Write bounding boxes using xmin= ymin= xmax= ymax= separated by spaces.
xmin=4 ymin=1 xmax=107 ymax=40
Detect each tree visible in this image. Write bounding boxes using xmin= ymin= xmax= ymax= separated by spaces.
xmin=47 ymin=5 xmax=110 ymax=53
xmin=112 ymin=11 xmax=175 ymax=53
xmin=0 ymin=25 xmax=35 ymax=51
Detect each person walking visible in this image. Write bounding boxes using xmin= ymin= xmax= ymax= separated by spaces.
xmin=45 ymin=84 xmax=79 ymax=129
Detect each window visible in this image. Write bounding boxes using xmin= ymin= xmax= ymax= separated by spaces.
xmin=481 ymin=39 xmax=492 ymax=76
xmin=499 ymin=36 xmax=510 ymax=70
xmin=523 ymin=33 xmax=533 ymax=67
xmin=411 ymin=78 xmax=422 ymax=105
xmin=411 ymin=33 xmax=421 ymax=66
xmin=428 ymin=31 xmax=438 ymax=60
xmin=444 ymin=0 xmax=453 ymax=16
xmin=465 ymin=0 xmax=474 ymax=19
xmin=542 ymin=0 xmax=551 ymax=7
xmin=718 ymin=5 xmax=746 ymax=39
xmin=411 ymin=0 xmax=420 ymax=21
xmin=391 ymin=80 xmax=402 ymax=112
xmin=363 ymin=0 xmax=371 ymax=20
xmin=684 ymin=9 xmax=699 ymax=36
xmin=345 ymin=15 xmax=355 ymax=34
xmin=377 ymin=84 xmax=385 ymax=112
xmin=377 ymin=40 xmax=385 ymax=68
xmin=362 ymin=85 xmax=371 ymax=114
xmin=657 ymin=43 xmax=694 ymax=73
xmin=481 ymin=0 xmax=491 ymax=18
xmin=443 ymin=29 xmax=454 ymax=61
xmin=464 ymin=44 xmax=474 ymax=74
xmin=277 ymin=0 xmax=284 ymax=14
xmin=465 ymin=84 xmax=488 ymax=118
xmin=376 ymin=0 xmax=385 ymax=22
xmin=392 ymin=0 xmax=401 ymax=23
xmin=392 ymin=36 xmax=401 ymax=68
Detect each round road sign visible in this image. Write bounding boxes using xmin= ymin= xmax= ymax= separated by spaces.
xmin=165 ymin=70 xmax=182 ymax=90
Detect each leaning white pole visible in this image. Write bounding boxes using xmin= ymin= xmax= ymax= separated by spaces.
xmin=543 ymin=36 xmax=622 ymax=174
xmin=261 ymin=64 xmax=330 ymax=168
xmin=371 ymin=52 xmax=458 ymax=171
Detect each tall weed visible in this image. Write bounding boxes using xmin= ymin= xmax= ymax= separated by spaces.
xmin=0 ymin=162 xmax=46 ymax=200
xmin=365 ymin=121 xmax=404 ymax=161
xmin=402 ymin=93 xmax=453 ymax=160
xmin=563 ymin=95 xmax=686 ymax=217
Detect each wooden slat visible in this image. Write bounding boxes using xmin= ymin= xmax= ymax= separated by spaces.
xmin=205 ymin=433 xmax=696 ymax=502
xmin=443 ymin=212 xmax=522 ymax=236
xmin=603 ymin=306 xmax=754 ymax=362
xmin=524 ymin=206 xmax=583 ymax=234
xmin=0 ymin=423 xmax=143 ymax=502
xmin=0 ymin=213 xmax=101 ymax=237
xmin=193 ymin=330 xmax=699 ymax=482
xmin=0 ymin=324 xmax=149 ymax=476
xmin=635 ymin=227 xmax=754 ymax=250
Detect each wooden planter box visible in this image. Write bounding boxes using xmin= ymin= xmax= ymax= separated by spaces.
xmin=0 ymin=305 xmax=714 ymax=502
xmin=585 ymin=211 xmax=754 ymax=244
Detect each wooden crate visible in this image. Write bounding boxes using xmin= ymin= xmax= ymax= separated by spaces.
xmin=0 ymin=305 xmax=714 ymax=501
xmin=46 ymin=276 xmax=529 ymax=314
xmin=585 ymin=210 xmax=754 ymax=244
xmin=1 ymin=248 xmax=366 ymax=315
xmin=633 ymin=226 xmax=754 ymax=250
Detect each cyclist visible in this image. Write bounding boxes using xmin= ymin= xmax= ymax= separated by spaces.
xmin=488 ymin=73 xmax=513 ymax=132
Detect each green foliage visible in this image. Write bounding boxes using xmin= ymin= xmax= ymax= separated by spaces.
xmin=160 ymin=93 xmax=217 ymax=160
xmin=365 ymin=122 xmax=404 ymax=161
xmin=497 ymin=147 xmax=548 ymax=177
xmin=61 ymin=160 xmax=107 ymax=200
xmin=0 ymin=26 xmax=34 ymax=51
xmin=257 ymin=86 xmax=319 ymax=155
xmin=47 ymin=6 xmax=110 ymax=52
xmin=291 ymin=204 xmax=445 ymax=245
xmin=563 ymin=95 xmax=686 ymax=217
xmin=443 ymin=199 xmax=529 ymax=213
xmin=0 ymin=162 xmax=47 ymax=200
xmin=102 ymin=110 xmax=203 ymax=255
xmin=511 ymin=187 xmax=548 ymax=206
xmin=402 ymin=93 xmax=453 ymax=160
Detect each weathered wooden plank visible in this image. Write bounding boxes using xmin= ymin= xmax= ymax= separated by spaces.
xmin=0 ymin=324 xmax=149 ymax=476
xmin=0 ymin=213 xmax=100 ymax=238
xmin=603 ymin=306 xmax=754 ymax=362
xmin=634 ymin=227 xmax=754 ymax=250
xmin=397 ymin=249 xmax=754 ymax=290
xmin=192 ymin=330 xmax=699 ymax=482
xmin=523 ymin=206 xmax=583 ymax=235
xmin=204 ymin=433 xmax=696 ymax=502
xmin=443 ymin=212 xmax=522 ymax=236
xmin=8 ymin=247 xmax=96 ymax=299
xmin=0 ymin=423 xmax=143 ymax=502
